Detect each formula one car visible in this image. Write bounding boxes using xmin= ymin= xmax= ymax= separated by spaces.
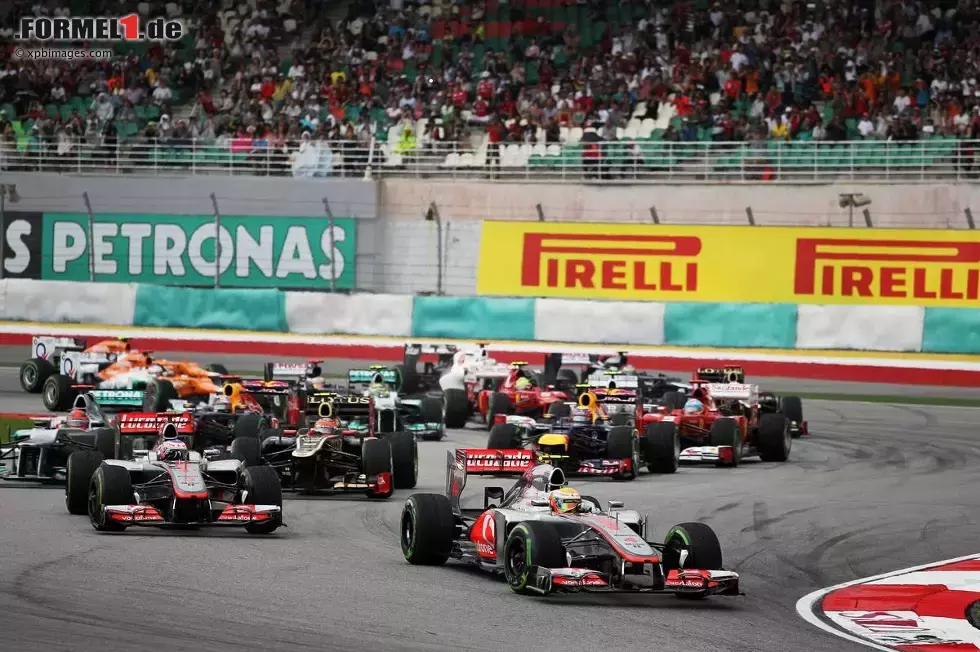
xmin=484 ymin=387 xmax=679 ymax=479
xmin=249 ymin=393 xmax=418 ymax=498
xmin=0 ymin=393 xmax=118 ymax=483
xmin=474 ymin=362 xmax=571 ymax=429
xmin=399 ymin=449 xmax=741 ymax=597
xmin=350 ymin=367 xmax=444 ymax=439
xmin=642 ymin=369 xmax=799 ymax=466
xmin=69 ymin=423 xmax=282 ymax=533
xmin=19 ymin=336 xmax=132 ymax=394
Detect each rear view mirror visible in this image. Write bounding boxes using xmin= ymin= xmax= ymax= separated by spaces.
xmin=484 ymin=486 xmax=505 ymax=509
xmin=530 ymin=499 xmax=549 ymax=507
xmin=608 ymin=500 xmax=624 ymax=509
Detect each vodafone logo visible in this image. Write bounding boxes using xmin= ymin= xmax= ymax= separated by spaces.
xmin=483 ymin=513 xmax=495 ymax=543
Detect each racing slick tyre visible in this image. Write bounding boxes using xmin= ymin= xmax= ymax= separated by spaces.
xmin=143 ymin=378 xmax=178 ymax=412
xmin=643 ymin=422 xmax=680 ymax=474
xmin=546 ymin=401 xmax=571 ymax=419
xmin=401 ymin=493 xmax=456 ymax=565
xmin=662 ymin=522 xmax=724 ymax=600
xmin=419 ymin=397 xmax=445 ymax=439
xmin=396 ymin=362 xmax=421 ymax=395
xmin=609 ymin=412 xmax=632 ymax=426
xmin=207 ymin=363 xmax=229 ymax=375
xmin=89 ymin=427 xmax=117 ymax=460
xmin=65 ymin=450 xmax=104 ymax=515
xmin=504 ymin=521 xmax=565 ymax=595
xmin=234 ymin=413 xmax=264 ymax=439
xmin=661 ymin=391 xmax=687 ymax=412
xmin=362 ymin=438 xmax=394 ymax=499
xmin=709 ymin=418 xmax=741 ymax=467
xmin=390 ymin=431 xmax=419 ymax=490
xmin=607 ymin=425 xmax=640 ymax=481
xmin=556 ymin=369 xmax=579 ymax=393
xmin=779 ymin=396 xmax=804 ymax=436
xmin=20 ymin=357 xmax=56 ymax=393
xmin=243 ymin=466 xmax=283 ymax=534
xmin=42 ymin=374 xmax=76 ymax=412
xmin=442 ymin=388 xmax=470 ymax=429
xmin=486 ymin=392 xmax=511 ymax=429
xmin=88 ymin=464 xmax=133 ymax=532
xmin=230 ymin=436 xmax=263 ymax=467
xmin=756 ymin=413 xmax=791 ymax=462
xmin=488 ymin=423 xmax=520 ymax=449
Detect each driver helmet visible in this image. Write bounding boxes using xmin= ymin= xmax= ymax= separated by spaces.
xmin=549 ymin=486 xmax=582 ymax=514
xmin=684 ymin=398 xmax=705 ymax=415
xmin=65 ymin=408 xmax=90 ymax=430
xmin=515 ymin=377 xmax=531 ymax=391
xmin=571 ymin=406 xmax=591 ymax=426
xmin=368 ymin=381 xmax=389 ymax=397
xmin=312 ymin=417 xmax=340 ymax=436
xmin=156 ymin=438 xmax=188 ymax=462
xmin=213 ymin=394 xmax=231 ymax=412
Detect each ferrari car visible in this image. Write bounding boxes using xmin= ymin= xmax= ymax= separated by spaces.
xmin=248 ymin=393 xmax=418 ymax=498
xmin=484 ymin=387 xmax=679 ymax=480
xmin=642 ymin=373 xmax=795 ymax=466
xmin=68 ymin=423 xmax=282 ymax=533
xmin=399 ymin=449 xmax=741 ymax=597
xmin=476 ymin=363 xmax=571 ymax=429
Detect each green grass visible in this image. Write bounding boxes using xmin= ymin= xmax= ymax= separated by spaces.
xmin=787 ymin=392 xmax=980 ymax=408
xmin=0 ymin=416 xmax=35 ymax=444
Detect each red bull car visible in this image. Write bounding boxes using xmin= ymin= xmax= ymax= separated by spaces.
xmin=399 ymin=449 xmax=742 ymax=598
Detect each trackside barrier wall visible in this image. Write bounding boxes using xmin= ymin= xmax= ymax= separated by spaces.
xmin=132 ymin=286 xmax=288 ymax=332
xmin=0 ymin=280 xmax=977 ymax=354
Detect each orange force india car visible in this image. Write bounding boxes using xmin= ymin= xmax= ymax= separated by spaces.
xmin=641 ymin=370 xmax=796 ymax=466
xmin=399 ymin=449 xmax=742 ymax=597
xmin=20 ymin=336 xmax=226 ymax=412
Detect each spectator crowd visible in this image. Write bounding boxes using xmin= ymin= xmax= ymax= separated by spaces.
xmin=3 ymin=0 xmax=980 ymax=171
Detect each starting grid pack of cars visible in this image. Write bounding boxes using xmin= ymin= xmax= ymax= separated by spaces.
xmin=2 ymin=335 xmax=808 ymax=598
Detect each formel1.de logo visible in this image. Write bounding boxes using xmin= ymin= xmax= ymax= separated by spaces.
xmin=18 ymin=15 xmax=184 ymax=41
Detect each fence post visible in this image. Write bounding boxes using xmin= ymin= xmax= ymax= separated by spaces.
xmin=426 ymin=202 xmax=444 ymax=295
xmin=83 ymin=192 xmax=95 ymax=282
xmin=322 ymin=197 xmax=337 ymax=292
xmin=210 ymin=193 xmax=222 ymax=288
xmin=745 ymin=206 xmax=755 ymax=225
xmin=863 ymin=208 xmax=873 ymax=228
xmin=965 ymin=208 xmax=976 ymax=230
xmin=536 ymin=203 xmax=545 ymax=221
xmin=649 ymin=206 xmax=660 ymax=224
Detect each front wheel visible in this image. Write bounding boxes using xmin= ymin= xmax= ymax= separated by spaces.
xmin=42 ymin=375 xmax=76 ymax=412
xmin=243 ymin=466 xmax=283 ymax=534
xmin=606 ymin=425 xmax=638 ymax=481
xmin=389 ymin=431 xmax=418 ymax=490
xmin=503 ymin=521 xmax=565 ymax=594
xmin=643 ymin=421 xmax=679 ymax=474
xmin=662 ymin=521 xmax=724 ymax=599
xmin=88 ymin=464 xmax=133 ymax=532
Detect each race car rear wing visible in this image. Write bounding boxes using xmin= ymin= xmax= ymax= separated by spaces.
xmin=703 ymin=383 xmax=758 ymax=402
xmin=456 ymin=448 xmax=536 ymax=474
xmin=31 ymin=335 xmax=86 ymax=362
xmin=306 ymin=393 xmax=373 ymax=420
xmin=348 ymin=367 xmax=399 ymax=388
xmin=695 ymin=367 xmax=745 ymax=384
xmin=117 ymin=412 xmax=195 ymax=435
xmin=263 ymin=361 xmax=322 ymax=383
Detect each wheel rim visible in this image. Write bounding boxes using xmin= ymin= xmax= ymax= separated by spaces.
xmin=87 ymin=481 xmax=100 ymax=524
xmin=673 ymin=433 xmax=680 ymax=462
xmin=783 ymin=422 xmax=791 ymax=454
xmin=23 ymin=366 xmax=36 ymax=388
xmin=44 ymin=383 xmax=56 ymax=406
xmin=401 ymin=510 xmax=415 ymax=552
xmin=507 ymin=538 xmax=527 ymax=583
xmin=631 ymin=438 xmax=640 ymax=475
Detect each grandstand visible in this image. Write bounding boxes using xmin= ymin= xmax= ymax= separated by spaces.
xmin=2 ymin=0 xmax=980 ymax=180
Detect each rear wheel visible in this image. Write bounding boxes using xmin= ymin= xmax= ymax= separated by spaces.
xmin=20 ymin=358 xmax=56 ymax=393
xmin=234 ymin=413 xmax=263 ymax=439
xmin=90 ymin=428 xmax=116 ymax=459
xmin=66 ymin=450 xmax=103 ymax=515
xmin=709 ymin=419 xmax=741 ymax=467
xmin=486 ymin=392 xmax=511 ymax=428
xmin=442 ymin=389 xmax=470 ymax=429
xmin=488 ymin=423 xmax=520 ymax=449
xmin=143 ymin=379 xmax=178 ymax=412
xmin=556 ymin=368 xmax=579 ymax=391
xmin=88 ymin=464 xmax=133 ymax=532
xmin=362 ymin=438 xmax=393 ymax=499
xmin=243 ymin=466 xmax=283 ymax=534
xmin=606 ymin=425 xmax=639 ymax=481
xmin=389 ymin=431 xmax=418 ymax=490
xmin=503 ymin=521 xmax=565 ymax=594
xmin=401 ymin=493 xmax=456 ymax=565
xmin=42 ymin=375 xmax=76 ymax=412
xmin=643 ymin=421 xmax=680 ymax=474
xmin=756 ymin=413 xmax=791 ymax=462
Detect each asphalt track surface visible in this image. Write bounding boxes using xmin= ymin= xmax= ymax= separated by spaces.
xmin=2 ymin=354 xmax=980 ymax=652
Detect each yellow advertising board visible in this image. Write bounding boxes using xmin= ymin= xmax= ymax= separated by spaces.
xmin=476 ymin=221 xmax=980 ymax=307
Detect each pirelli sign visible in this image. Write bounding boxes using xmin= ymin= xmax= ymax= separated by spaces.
xmin=477 ymin=222 xmax=980 ymax=307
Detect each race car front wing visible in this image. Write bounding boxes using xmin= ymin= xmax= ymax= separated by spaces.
xmin=523 ymin=566 xmax=741 ymax=596
xmin=102 ymin=503 xmax=282 ymax=527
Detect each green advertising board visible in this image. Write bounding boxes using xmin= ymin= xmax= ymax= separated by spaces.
xmin=41 ymin=213 xmax=356 ymax=289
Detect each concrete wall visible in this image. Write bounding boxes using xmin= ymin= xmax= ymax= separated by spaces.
xmin=378 ymin=179 xmax=979 ymax=228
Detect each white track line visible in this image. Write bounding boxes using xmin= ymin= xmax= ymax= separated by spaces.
xmin=795 ymin=553 xmax=980 ymax=650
